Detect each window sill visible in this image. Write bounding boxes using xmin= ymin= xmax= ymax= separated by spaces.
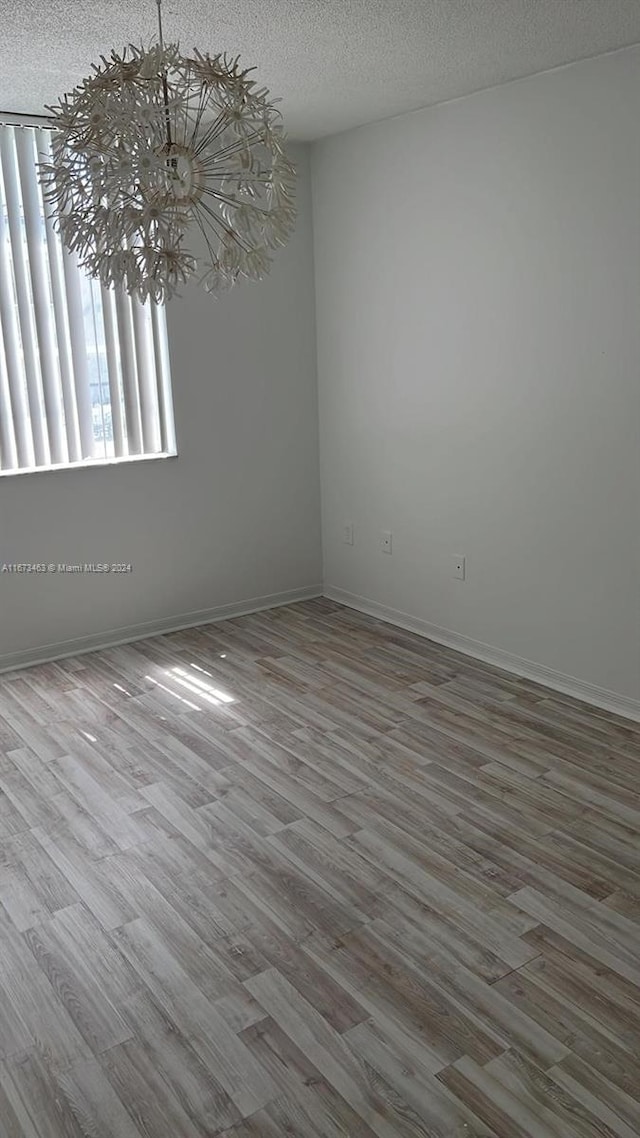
xmin=0 ymin=452 xmax=178 ymax=479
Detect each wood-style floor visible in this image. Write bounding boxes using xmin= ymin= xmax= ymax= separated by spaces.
xmin=0 ymin=598 xmax=639 ymax=1138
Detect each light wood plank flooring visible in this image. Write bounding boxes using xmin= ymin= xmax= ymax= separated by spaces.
xmin=0 ymin=598 xmax=639 ymax=1137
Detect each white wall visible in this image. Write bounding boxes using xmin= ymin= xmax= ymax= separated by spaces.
xmin=0 ymin=145 xmax=322 ymax=668
xmin=312 ymin=47 xmax=640 ymax=708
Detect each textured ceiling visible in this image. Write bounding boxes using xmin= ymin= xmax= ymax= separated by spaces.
xmin=3 ymin=0 xmax=640 ymax=140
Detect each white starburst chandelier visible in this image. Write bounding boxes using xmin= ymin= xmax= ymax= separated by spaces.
xmin=39 ymin=0 xmax=296 ymax=302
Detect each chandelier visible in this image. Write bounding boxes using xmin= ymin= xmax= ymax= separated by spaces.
xmin=39 ymin=0 xmax=296 ymax=302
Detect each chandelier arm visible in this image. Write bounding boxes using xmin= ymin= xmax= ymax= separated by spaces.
xmin=156 ymin=0 xmax=173 ymax=150
xmin=180 ymin=62 xmax=211 ymax=150
xmin=190 ymin=201 xmax=231 ymax=266
xmin=194 ymin=129 xmax=263 ymax=164
xmin=190 ymin=115 xmax=231 ymax=158
xmin=196 ymin=151 xmax=272 ymax=173
xmin=196 ymin=167 xmax=271 ymax=183
xmin=190 ymin=109 xmax=236 ymax=158
xmin=197 ymin=197 xmax=252 ymax=253
xmin=186 ymin=83 xmax=212 ymax=148
xmin=178 ymin=85 xmax=196 ymax=148
xmin=200 ymin=186 xmax=272 ymax=216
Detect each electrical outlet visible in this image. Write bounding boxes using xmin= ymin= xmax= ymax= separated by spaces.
xmin=382 ymin=531 xmax=392 ymax=554
xmin=453 ymin=555 xmax=465 ymax=580
xmin=343 ymin=523 xmax=354 ymax=545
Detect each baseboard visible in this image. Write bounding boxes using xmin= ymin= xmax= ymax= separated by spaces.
xmin=0 ymin=584 xmax=324 ymax=675
xmin=324 ymin=585 xmax=640 ymax=724
xmin=5 ymin=580 xmax=639 ymax=725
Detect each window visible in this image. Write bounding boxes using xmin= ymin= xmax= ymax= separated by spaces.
xmin=0 ymin=122 xmax=176 ymax=475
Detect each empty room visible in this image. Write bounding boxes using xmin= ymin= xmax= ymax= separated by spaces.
xmin=0 ymin=1 xmax=639 ymax=1135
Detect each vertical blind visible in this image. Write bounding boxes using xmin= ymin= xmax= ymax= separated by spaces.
xmin=0 ymin=123 xmax=175 ymax=473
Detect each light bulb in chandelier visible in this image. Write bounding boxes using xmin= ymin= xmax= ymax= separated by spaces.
xmin=38 ymin=1 xmax=296 ymax=303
